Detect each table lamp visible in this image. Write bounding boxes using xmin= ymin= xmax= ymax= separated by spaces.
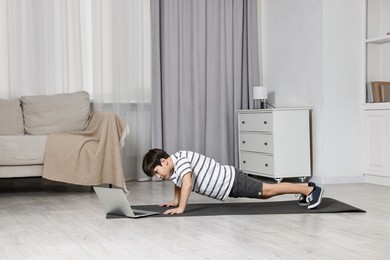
xmin=253 ymin=86 xmax=267 ymax=109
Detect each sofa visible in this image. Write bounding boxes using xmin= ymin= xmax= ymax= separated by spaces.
xmin=0 ymin=91 xmax=91 ymax=178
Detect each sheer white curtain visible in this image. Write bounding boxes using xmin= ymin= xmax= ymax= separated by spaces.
xmin=0 ymin=0 xmax=92 ymax=98
xmin=91 ymin=0 xmax=152 ymax=181
xmin=0 ymin=0 xmax=151 ymax=181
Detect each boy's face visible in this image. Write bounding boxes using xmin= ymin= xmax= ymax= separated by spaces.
xmin=153 ymin=158 xmax=172 ymax=180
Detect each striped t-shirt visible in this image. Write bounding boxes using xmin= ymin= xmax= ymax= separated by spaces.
xmin=170 ymin=151 xmax=236 ymax=201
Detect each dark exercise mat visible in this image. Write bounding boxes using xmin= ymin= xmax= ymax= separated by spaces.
xmin=106 ymin=197 xmax=365 ymax=219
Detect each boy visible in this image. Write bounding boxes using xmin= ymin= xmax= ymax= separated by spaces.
xmin=142 ymin=149 xmax=324 ymax=215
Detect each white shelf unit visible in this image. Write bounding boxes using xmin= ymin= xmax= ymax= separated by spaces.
xmin=365 ymin=0 xmax=390 ymax=85
xmin=364 ymin=0 xmax=390 ymax=185
xmin=364 ymin=110 xmax=390 ymax=185
xmin=237 ymin=108 xmax=311 ymax=183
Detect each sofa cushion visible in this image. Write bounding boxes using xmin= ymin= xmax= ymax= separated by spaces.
xmin=0 ymin=98 xmax=25 ymax=135
xmin=21 ymin=91 xmax=91 ymax=135
xmin=0 ymin=135 xmax=48 ymax=165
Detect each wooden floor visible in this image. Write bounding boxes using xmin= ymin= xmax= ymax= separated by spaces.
xmin=0 ymin=178 xmax=389 ymax=260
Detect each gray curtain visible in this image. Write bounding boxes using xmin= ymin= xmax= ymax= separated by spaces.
xmin=151 ymin=0 xmax=260 ymax=166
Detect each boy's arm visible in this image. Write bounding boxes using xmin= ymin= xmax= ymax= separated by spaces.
xmin=163 ymin=172 xmax=192 ymax=215
xmin=160 ymin=185 xmax=181 ymax=207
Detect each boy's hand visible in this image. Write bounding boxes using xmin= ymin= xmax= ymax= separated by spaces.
xmin=159 ymin=202 xmax=179 ymax=207
xmin=161 ymin=173 xmax=192 ymax=215
xmin=163 ymin=207 xmax=184 ymax=215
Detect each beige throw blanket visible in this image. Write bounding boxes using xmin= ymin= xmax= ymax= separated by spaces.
xmin=43 ymin=112 xmax=129 ymax=191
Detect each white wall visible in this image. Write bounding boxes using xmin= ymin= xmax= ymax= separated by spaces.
xmin=321 ymin=0 xmax=365 ymax=183
xmin=261 ymin=0 xmax=364 ymax=184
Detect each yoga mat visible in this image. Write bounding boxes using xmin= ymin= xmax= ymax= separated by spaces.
xmin=106 ymin=198 xmax=365 ymax=219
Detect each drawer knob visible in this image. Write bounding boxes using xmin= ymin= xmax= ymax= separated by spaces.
xmin=263 ymin=121 xmax=268 ymax=125
xmin=264 ymin=142 xmax=268 ymax=146
xmin=242 ymin=121 xmax=246 ymax=124
xmin=265 ymin=163 xmax=268 ymax=167
xmin=242 ymin=140 xmax=246 ymax=144
xmin=243 ymin=160 xmax=246 ymax=164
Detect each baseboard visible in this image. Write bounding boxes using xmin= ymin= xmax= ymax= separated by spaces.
xmin=364 ymin=174 xmax=390 ymax=186
xmin=310 ymin=175 xmax=365 ymax=185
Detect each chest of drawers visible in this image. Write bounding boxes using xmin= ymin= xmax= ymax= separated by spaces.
xmin=237 ymin=108 xmax=311 ymax=182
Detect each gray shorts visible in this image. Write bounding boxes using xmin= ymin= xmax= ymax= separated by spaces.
xmin=229 ymin=169 xmax=263 ymax=198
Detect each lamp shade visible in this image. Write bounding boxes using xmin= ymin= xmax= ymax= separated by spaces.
xmin=253 ymin=86 xmax=267 ymax=100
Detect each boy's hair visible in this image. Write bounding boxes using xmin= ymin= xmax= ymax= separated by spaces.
xmin=142 ymin=148 xmax=170 ymax=177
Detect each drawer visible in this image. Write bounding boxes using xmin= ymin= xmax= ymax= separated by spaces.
xmin=239 ymin=113 xmax=273 ymax=132
xmin=239 ymin=133 xmax=273 ymax=153
xmin=240 ymin=152 xmax=274 ymax=175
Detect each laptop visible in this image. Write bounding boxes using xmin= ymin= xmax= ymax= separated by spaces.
xmin=94 ymin=186 xmax=160 ymax=218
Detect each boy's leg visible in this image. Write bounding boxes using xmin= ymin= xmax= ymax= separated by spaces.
xmin=261 ymin=182 xmax=324 ymax=209
xmin=261 ymin=182 xmax=314 ymax=199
